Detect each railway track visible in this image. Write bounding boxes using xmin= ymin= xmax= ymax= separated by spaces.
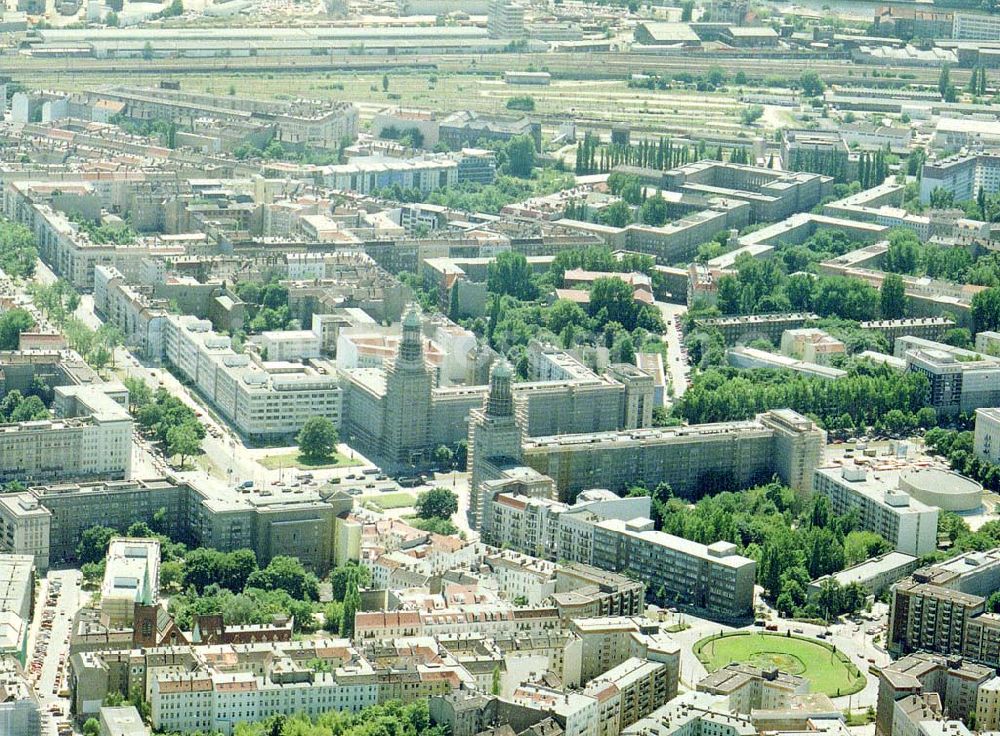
xmin=0 ymin=50 xmax=969 ymax=88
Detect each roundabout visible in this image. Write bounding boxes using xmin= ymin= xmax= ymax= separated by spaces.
xmin=694 ymin=632 xmax=866 ymax=698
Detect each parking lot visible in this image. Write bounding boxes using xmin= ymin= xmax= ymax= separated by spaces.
xmin=26 ymin=569 xmax=83 ymax=736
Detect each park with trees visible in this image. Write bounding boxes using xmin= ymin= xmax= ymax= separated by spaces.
xmin=460 ymin=248 xmax=667 ymax=378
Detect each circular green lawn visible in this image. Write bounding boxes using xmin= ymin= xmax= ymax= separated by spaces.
xmin=693 ymin=632 xmax=866 ymax=698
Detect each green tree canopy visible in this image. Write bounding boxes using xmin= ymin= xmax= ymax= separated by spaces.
xmin=487 ymin=251 xmax=537 ymax=301
xmin=415 ymin=487 xmax=458 ymax=520
xmin=247 ymin=555 xmax=320 ymax=601
xmin=297 ymin=416 xmax=338 ymax=462
xmin=0 ymin=308 xmax=34 ymax=350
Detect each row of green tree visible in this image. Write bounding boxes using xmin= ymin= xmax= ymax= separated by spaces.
xmin=711 ymin=251 xmax=906 ymax=322
xmin=109 ymin=114 xmax=179 ymax=148
xmin=0 ymin=309 xmax=34 ymax=350
xmin=673 ymin=362 xmax=932 ymax=428
xmin=631 ymin=480 xmax=882 ymax=620
xmin=481 ymin=284 xmax=663 ymax=367
xmin=473 ymin=250 xmax=666 ymax=369
xmin=378 ymin=125 xmax=426 ymax=149
xmin=221 ymin=700 xmax=444 ymax=736
xmin=0 ymin=217 xmax=38 ymax=279
xmin=883 ymin=228 xmax=1000 ymax=286
xmin=856 ymin=149 xmax=891 ymax=190
xmin=78 ymin=516 xmax=371 ymax=639
xmin=414 ymin=168 xmax=573 ymax=215
xmin=575 ymin=132 xmax=753 ymax=176
xmin=127 ymin=381 xmax=205 ymax=468
xmin=547 ymin=245 xmax=658 ymax=288
xmin=68 ymin=211 xmax=137 ymax=245
xmin=28 ymin=280 xmax=125 ymax=371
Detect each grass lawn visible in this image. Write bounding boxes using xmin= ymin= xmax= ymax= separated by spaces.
xmin=360 ymin=492 xmax=416 ymax=510
xmin=258 ymin=451 xmax=360 ymax=470
xmin=694 ymin=632 xmax=866 ymax=697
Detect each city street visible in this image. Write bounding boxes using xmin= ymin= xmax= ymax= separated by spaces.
xmin=655 ymin=300 xmax=690 ymax=402
xmin=26 ymin=569 xmax=83 ymax=736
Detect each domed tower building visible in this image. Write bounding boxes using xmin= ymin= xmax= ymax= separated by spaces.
xmin=467 ymin=359 xmax=524 ymax=528
xmin=380 ymin=306 xmax=433 ymax=471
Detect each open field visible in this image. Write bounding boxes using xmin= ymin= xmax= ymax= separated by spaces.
xmin=257 ymin=450 xmax=360 ymax=470
xmin=694 ymin=632 xmax=866 ymax=697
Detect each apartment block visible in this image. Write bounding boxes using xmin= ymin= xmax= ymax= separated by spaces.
xmin=808 ymin=552 xmax=919 ymax=599
xmin=439 ymin=111 xmax=541 ymax=152
xmin=952 ymin=12 xmax=1000 ymax=40
xmin=976 ymin=676 xmax=1000 ymax=731
xmin=590 ymin=519 xmax=756 ymax=622
xmin=569 ymin=617 xmax=658 ymax=683
xmin=876 ymin=653 xmax=992 ymax=736
xmin=0 ymin=496 xmax=51 ymax=572
xmin=487 ymin=0 xmax=526 ymax=39
xmin=0 ymin=555 xmax=35 ymax=662
xmin=321 ymin=155 xmax=458 ymax=195
xmin=439 ymin=630 xmax=584 ymax=693
xmin=728 ymin=346 xmax=848 ymax=381
xmin=152 ymin=662 xmax=379 ymax=735
xmin=622 ymin=691 xmax=756 ymax=736
xmin=2 ymin=183 xmax=184 ymax=292
xmin=888 ymin=549 xmax=1000 ymax=666
xmin=780 ymin=328 xmax=846 ymax=366
xmin=583 ymin=657 xmax=674 ymax=736
xmin=902 ymin=344 xmax=1000 ymax=417
xmin=691 ymin=313 xmax=820 ymax=347
xmin=0 ymin=656 xmax=41 ymax=735
xmin=163 ymin=314 xmax=342 ymax=441
xmin=697 ymin=663 xmax=808 ymax=714
xmin=553 ymin=563 xmax=646 ymax=621
xmin=354 ymin=606 xmax=560 ymax=641
xmin=523 ymin=409 xmax=824 ymax=499
xmin=975 ymin=407 xmax=1000 ymax=465
xmin=487 ymin=488 xmax=645 ymax=561
xmin=345 ymin=321 xmax=649 ymax=477
xmin=0 ymin=477 xmax=350 ymax=574
xmin=975 ymin=331 xmax=1000 ymax=356
xmin=0 ymin=382 xmax=132 ymax=486
xmin=859 ymin=319 xmax=954 ymax=352
xmin=89 ymin=86 xmax=359 ymax=150
xmin=658 ymin=161 xmax=833 ymax=222
xmin=93 ymin=265 xmax=168 ymax=359
xmin=920 ymin=153 xmax=1000 ymax=203
xmin=486 ymin=551 xmax=558 ymax=606
xmin=98 ymin=705 xmax=148 ymax=736
xmin=812 ymin=465 xmax=939 ymax=556
xmin=509 ymin=684 xmax=598 ymax=736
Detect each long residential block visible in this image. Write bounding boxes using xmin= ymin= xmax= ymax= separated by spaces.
xmin=523 ymin=408 xmax=824 ymax=499
xmin=163 ymin=314 xmax=342 ymax=441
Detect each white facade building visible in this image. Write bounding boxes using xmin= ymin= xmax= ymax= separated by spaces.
xmin=813 ymin=465 xmax=939 ymax=556
xmin=0 ymin=384 xmax=132 ymax=487
xmin=101 ymin=538 xmax=160 ymax=627
xmin=151 ymin=664 xmax=379 ymax=736
xmin=163 ymin=315 xmax=341 ymax=441
xmin=975 ymin=407 xmax=1000 ymax=466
